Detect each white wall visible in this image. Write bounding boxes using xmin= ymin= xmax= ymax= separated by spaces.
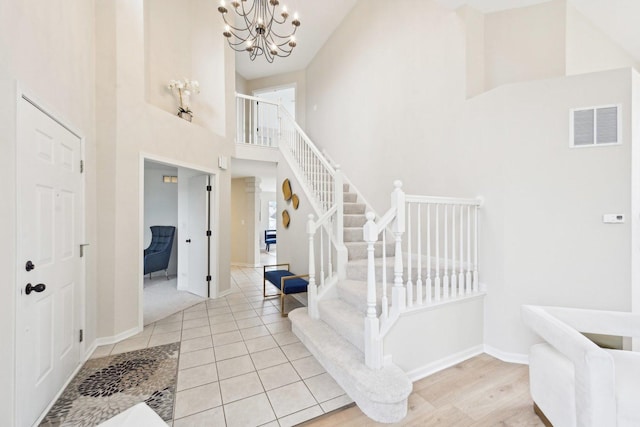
xmin=144 ymin=0 xmax=226 ymax=134
xmin=95 ymin=0 xmax=235 ymax=338
xmin=231 ymin=178 xmax=248 ymax=264
xmin=0 ymin=1 xmax=96 ymax=423
xmin=565 ymin=3 xmax=638 ymax=76
xmin=304 ymin=0 xmax=635 ymax=356
xmin=144 ymin=165 xmax=179 ymax=275
xmin=631 ymin=70 xmax=640 ymax=341
xmin=484 ymin=0 xmax=566 ymax=91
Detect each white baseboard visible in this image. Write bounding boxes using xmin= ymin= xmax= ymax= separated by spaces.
xmin=84 ymin=341 xmax=98 ymax=361
xmin=94 ymin=325 xmax=143 ymax=347
xmin=406 ymin=345 xmax=484 ymax=382
xmin=216 ymin=289 xmax=232 ymax=298
xmin=484 ymin=344 xmax=529 ymax=365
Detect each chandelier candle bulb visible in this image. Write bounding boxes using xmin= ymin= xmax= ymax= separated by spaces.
xmin=218 ymin=0 xmax=301 ymax=63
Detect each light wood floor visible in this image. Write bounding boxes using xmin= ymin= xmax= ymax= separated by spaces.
xmin=302 ymin=354 xmax=544 ymax=426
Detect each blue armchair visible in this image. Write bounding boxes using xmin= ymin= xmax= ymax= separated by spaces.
xmin=144 ymin=226 xmax=176 ymax=279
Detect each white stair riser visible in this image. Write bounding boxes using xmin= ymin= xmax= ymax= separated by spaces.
xmin=343 ymin=192 xmax=358 ymax=203
xmin=344 ymin=214 xmax=367 ymax=227
xmin=344 ymin=203 xmax=366 ymax=215
xmin=318 ymin=300 xmax=365 ymax=352
xmin=346 ymin=242 xmax=396 ymax=260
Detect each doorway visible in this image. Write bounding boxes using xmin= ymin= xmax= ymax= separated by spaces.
xmin=16 ymin=95 xmax=85 ymax=427
xmin=142 ymin=158 xmax=215 ymax=325
xmin=253 ymin=85 xmax=296 ymax=119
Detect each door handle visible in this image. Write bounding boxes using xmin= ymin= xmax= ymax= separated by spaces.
xmin=25 ymin=283 xmax=46 ymax=295
xmin=186 ymin=239 xmax=191 ymax=243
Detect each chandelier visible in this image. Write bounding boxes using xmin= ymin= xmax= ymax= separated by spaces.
xmin=218 ymin=0 xmax=301 ymax=63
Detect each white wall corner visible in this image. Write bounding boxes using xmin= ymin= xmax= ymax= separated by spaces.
xmin=484 ymin=344 xmax=529 ymax=365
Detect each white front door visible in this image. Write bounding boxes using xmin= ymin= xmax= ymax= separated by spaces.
xmin=16 ymin=98 xmax=83 ymax=426
xmin=186 ymin=174 xmax=210 ymax=298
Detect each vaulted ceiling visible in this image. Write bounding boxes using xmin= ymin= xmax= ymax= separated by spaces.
xmin=234 ymin=0 xmax=639 ymax=81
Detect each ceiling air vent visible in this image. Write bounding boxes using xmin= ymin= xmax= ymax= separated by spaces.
xmin=570 ymin=105 xmax=620 ymax=147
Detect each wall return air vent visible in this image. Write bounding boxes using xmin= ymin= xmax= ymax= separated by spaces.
xmin=570 ymin=105 xmax=620 ymax=147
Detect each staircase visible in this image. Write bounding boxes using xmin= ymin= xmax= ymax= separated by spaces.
xmin=290 ymin=183 xmax=410 ymax=423
xmin=235 ymin=93 xmax=484 ymax=423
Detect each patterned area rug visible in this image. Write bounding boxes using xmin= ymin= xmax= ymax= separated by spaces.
xmin=40 ymin=342 xmax=179 ymax=426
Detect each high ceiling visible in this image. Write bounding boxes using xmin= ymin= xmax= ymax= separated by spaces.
xmin=437 ymin=0 xmax=640 ymax=62
xmin=233 ymin=0 xmax=640 ymax=81
xmin=233 ymin=0 xmax=357 ymax=80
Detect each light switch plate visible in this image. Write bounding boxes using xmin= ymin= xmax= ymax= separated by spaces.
xmin=603 ymin=214 xmax=624 ymax=224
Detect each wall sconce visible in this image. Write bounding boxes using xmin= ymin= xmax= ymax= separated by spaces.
xmin=163 ymin=175 xmax=178 ymax=183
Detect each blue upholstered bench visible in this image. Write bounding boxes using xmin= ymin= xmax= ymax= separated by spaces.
xmin=263 ymin=263 xmax=308 ymax=317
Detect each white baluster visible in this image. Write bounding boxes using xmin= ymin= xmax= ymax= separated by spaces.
xmin=381 ymin=229 xmax=388 ymax=320
xmin=320 ymin=227 xmax=325 ymax=287
xmin=307 ymin=214 xmax=319 ymax=319
xmin=335 ymin=166 xmax=344 ymax=246
xmin=473 ymin=205 xmax=479 ymax=293
xmin=416 ymin=204 xmax=423 ymax=306
xmin=451 ymin=205 xmax=457 ymax=298
xmin=443 ymin=204 xmax=449 ymax=299
xmin=363 ymin=211 xmax=382 ymax=369
xmin=406 ymin=203 xmax=413 ymax=308
xmin=434 ymin=204 xmax=441 ymax=301
xmin=426 ymin=204 xmax=432 ymax=303
xmin=391 ymin=181 xmax=406 ymax=313
xmin=459 ymin=203 xmax=465 ymax=294
xmin=327 ymin=220 xmax=333 ymax=281
xmin=466 ymin=205 xmax=472 ymax=294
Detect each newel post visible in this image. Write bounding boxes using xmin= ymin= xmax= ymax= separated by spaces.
xmin=391 ymin=180 xmax=406 ymax=313
xmin=363 ymin=211 xmax=382 ymax=369
xmin=307 ymin=214 xmax=319 ymax=319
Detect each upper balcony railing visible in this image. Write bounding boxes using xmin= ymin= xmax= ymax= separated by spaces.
xmin=236 ymin=93 xmax=280 ymax=147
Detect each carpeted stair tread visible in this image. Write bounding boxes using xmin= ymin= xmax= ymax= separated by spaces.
xmin=337 ymin=279 xmax=386 ymax=315
xmin=289 ymin=308 xmax=412 ymax=423
xmin=344 ymin=192 xmax=358 ymax=203
xmin=344 ymin=202 xmax=366 ymax=215
xmin=318 ymin=298 xmax=365 ymax=352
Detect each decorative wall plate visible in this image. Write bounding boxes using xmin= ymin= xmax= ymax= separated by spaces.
xmin=282 ymin=179 xmax=292 ymax=201
xmin=282 ymin=210 xmax=291 ymax=228
xmin=292 ymin=194 xmax=300 ymax=210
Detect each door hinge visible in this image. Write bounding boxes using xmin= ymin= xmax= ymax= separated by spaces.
xmin=206 ymin=185 xmax=212 ymax=192
xmin=80 ymin=160 xmax=84 ymax=173
xmin=206 ymin=275 xmax=212 ymax=282
xmin=206 ymin=230 xmax=212 ymax=236
xmin=79 ymin=329 xmax=84 ymax=343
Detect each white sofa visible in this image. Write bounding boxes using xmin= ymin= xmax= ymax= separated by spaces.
xmin=521 ymin=305 xmax=640 ymax=427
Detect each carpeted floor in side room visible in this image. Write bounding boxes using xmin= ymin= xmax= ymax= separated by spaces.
xmin=144 ymin=276 xmax=205 ymax=325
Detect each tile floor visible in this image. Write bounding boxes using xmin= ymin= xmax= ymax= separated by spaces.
xmin=89 ymin=266 xmax=352 ymax=427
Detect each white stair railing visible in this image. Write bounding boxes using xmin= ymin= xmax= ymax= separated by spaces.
xmin=363 ymin=181 xmax=483 ymax=369
xmin=236 ymin=93 xmax=280 ymax=147
xmin=277 ymin=107 xmax=348 ymax=320
xmin=235 ymin=93 xmax=348 ymax=310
